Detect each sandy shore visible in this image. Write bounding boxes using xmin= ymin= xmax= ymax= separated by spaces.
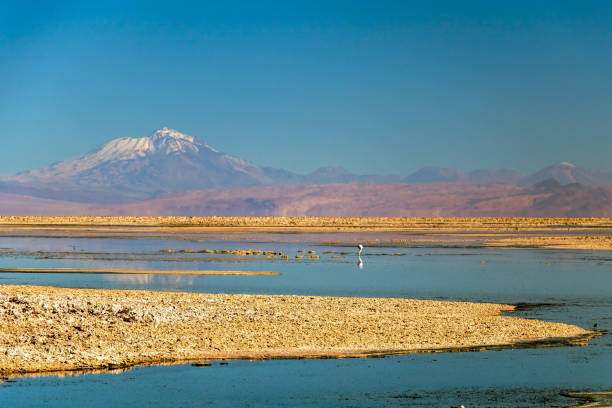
xmin=0 ymin=285 xmax=592 ymax=376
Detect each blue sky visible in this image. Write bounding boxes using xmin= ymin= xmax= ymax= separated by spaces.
xmin=1 ymin=1 xmax=611 ymax=176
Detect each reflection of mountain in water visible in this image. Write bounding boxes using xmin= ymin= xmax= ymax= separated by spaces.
xmin=102 ymin=273 xmax=196 ymax=289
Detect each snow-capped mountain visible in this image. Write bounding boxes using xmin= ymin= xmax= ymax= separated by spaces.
xmin=17 ymin=128 xmax=220 ymax=179
xmin=3 ymin=128 xmax=283 ymax=202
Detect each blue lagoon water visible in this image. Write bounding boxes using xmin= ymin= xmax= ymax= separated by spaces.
xmin=0 ymin=233 xmax=610 ymax=407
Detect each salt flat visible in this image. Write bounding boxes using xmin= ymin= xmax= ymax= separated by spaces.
xmin=0 ymin=284 xmax=591 ymax=376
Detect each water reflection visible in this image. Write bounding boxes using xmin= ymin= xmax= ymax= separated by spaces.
xmin=2 ymin=244 xmax=612 ymax=300
xmin=357 ymin=243 xmax=364 ymax=269
xmin=102 ymin=273 xmax=197 ymax=289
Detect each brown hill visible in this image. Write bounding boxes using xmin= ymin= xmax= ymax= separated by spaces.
xmin=0 ymin=193 xmax=93 ymax=215
xmin=1 ymin=182 xmax=611 ymax=217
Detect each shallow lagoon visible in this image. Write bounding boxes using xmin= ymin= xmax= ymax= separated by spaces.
xmin=0 ymin=234 xmax=610 ymax=407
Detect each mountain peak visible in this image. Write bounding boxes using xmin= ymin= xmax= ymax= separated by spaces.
xmin=555 ymin=162 xmax=578 ymax=168
xmin=519 ymin=161 xmax=612 ymax=186
xmin=151 ymin=127 xmax=195 ymax=143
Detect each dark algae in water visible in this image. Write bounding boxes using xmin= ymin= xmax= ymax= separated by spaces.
xmin=560 ymin=391 xmax=612 ymax=407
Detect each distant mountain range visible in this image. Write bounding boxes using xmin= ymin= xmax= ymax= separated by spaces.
xmin=402 ymin=162 xmax=612 ymax=186
xmin=1 ymin=128 xmax=611 ymax=216
xmin=402 ymin=167 xmax=524 ymax=184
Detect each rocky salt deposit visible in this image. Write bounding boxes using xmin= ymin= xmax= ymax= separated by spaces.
xmin=0 ymin=285 xmax=591 ymax=376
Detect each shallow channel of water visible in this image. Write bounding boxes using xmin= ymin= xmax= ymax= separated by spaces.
xmin=0 ymin=234 xmax=610 ymax=407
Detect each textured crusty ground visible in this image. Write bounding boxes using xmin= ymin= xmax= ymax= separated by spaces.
xmin=1 ymin=215 xmax=611 ymax=230
xmin=1 ymin=216 xmax=611 ymax=250
xmin=486 ymin=235 xmax=612 ymax=250
xmin=0 ymin=285 xmax=590 ymax=376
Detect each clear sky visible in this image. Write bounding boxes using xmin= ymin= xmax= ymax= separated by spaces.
xmin=1 ymin=1 xmax=611 ymax=176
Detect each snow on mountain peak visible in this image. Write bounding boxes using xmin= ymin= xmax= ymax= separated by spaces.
xmin=19 ymin=128 xmax=221 ymax=179
xmin=96 ymin=129 xmax=200 ymax=161
xmin=95 ymin=128 xmax=223 ymax=161
xmin=150 ymin=127 xmax=219 ymax=154
xmin=151 ymin=127 xmax=195 ymax=142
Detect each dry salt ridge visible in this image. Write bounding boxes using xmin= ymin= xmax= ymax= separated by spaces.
xmin=2 ymin=216 xmax=612 ymax=251
xmin=0 ymin=285 xmax=594 ymax=376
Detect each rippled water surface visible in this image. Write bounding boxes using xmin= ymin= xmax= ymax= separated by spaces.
xmin=0 ymin=233 xmax=610 ymax=407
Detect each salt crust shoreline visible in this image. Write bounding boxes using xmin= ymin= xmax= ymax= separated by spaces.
xmin=0 ymin=285 xmax=591 ymax=376
xmin=1 ymin=215 xmax=611 ymax=229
